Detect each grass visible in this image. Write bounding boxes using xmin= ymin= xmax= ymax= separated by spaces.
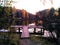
xmin=0 ymin=33 xmax=56 ymax=45
xmin=30 ymin=34 xmax=55 ymax=45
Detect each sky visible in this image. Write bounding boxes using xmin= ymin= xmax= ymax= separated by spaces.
xmin=12 ymin=0 xmax=60 ymax=14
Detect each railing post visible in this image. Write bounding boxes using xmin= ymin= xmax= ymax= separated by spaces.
xmin=34 ymin=27 xmax=36 ymax=33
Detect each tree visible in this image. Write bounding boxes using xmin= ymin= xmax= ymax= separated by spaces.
xmin=0 ymin=6 xmax=13 ymax=29
xmin=0 ymin=0 xmax=16 ymax=29
xmin=0 ymin=0 xmax=15 ymax=7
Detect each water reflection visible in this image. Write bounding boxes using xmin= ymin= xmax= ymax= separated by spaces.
xmin=19 ymin=39 xmax=30 ymax=45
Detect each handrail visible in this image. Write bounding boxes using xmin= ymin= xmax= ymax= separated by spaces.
xmin=11 ymin=25 xmax=44 ymax=28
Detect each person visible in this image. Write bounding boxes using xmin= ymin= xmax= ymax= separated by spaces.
xmin=21 ymin=26 xmax=30 ymax=38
